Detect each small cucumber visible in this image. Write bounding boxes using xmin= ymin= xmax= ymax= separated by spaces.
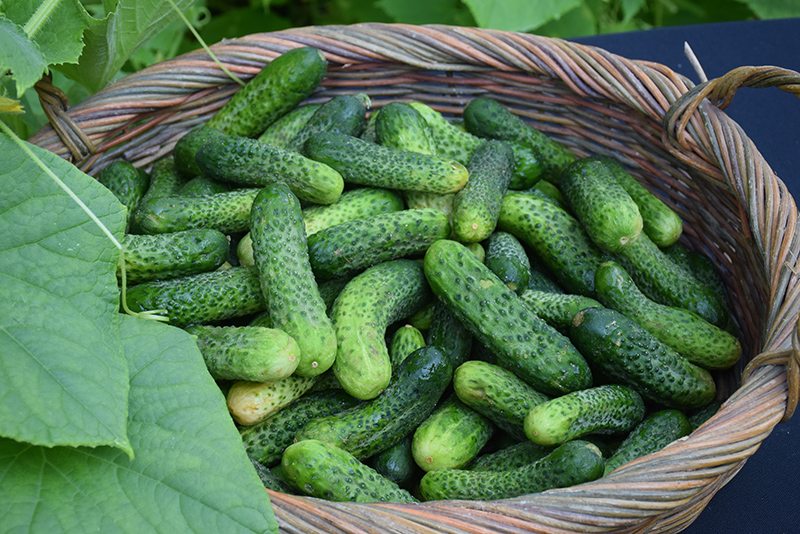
xmin=467 ymin=440 xmax=554 ymax=472
xmin=559 ymin=158 xmax=643 ymax=253
xmin=250 ymin=183 xmax=337 ymax=377
xmin=288 ymin=93 xmax=369 ymax=152
xmin=453 ymin=360 xmax=550 ymax=440
xmin=452 ymin=139 xmax=515 ymax=243
xmin=423 ymin=239 xmax=592 ymax=396
xmin=498 ymin=190 xmax=610 ymax=296
xmin=593 ymin=261 xmax=741 ymax=370
xmin=119 ymin=228 xmax=229 ymax=285
xmin=205 ymin=47 xmax=327 ymax=138
xmin=407 ymin=101 xmax=481 ymax=164
xmin=226 ymin=374 xmax=319 ymax=426
xmin=426 ymin=300 xmax=473 ymax=369
xmin=184 ymin=324 xmax=300 ymax=382
xmin=96 ymin=160 xmax=150 ymax=232
xmin=307 ymin=208 xmax=451 ymax=280
xmin=281 ymin=439 xmax=418 ymax=503
xmin=330 ymin=259 xmax=433 ymax=400
xmin=124 ymin=265 xmax=265 ymax=327
xmin=524 ymin=384 xmax=646 ymax=446
xmin=257 ymin=103 xmax=321 ymax=149
xmin=302 ymin=186 xmax=405 ymax=236
xmin=518 ymin=290 xmax=604 ymax=331
xmin=172 ymin=126 xmax=226 ymax=178
xmin=295 ymin=345 xmax=454 ymax=459
xmin=603 ymin=409 xmax=693 ymax=476
xmin=484 ymin=231 xmax=532 ymax=293
xmin=240 ymin=389 xmax=361 ymax=466
xmin=570 ymin=307 xmax=718 ymax=409
xmin=178 ymin=175 xmax=231 ymax=196
xmin=526 ymin=264 xmax=566 ymax=293
xmin=376 ymin=101 xmax=436 ymax=155
xmin=366 ymin=435 xmax=421 ymax=490
xmin=407 ymin=301 xmax=436 ymax=331
xmin=389 ymin=324 xmax=426 ymax=368
xmin=418 ymin=440 xmax=604 ymax=501
xmin=304 ymin=132 xmax=470 ymax=194
xmin=249 ymin=456 xmax=300 ymax=494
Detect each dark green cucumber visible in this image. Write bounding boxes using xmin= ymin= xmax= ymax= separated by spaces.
xmin=426 ymin=300 xmax=473 ymax=369
xmin=184 ymin=324 xmax=300 ymax=382
xmin=295 ymin=345 xmax=453 ymax=459
xmin=419 ymin=440 xmax=604 ymax=501
xmin=288 ymin=93 xmax=370 ymax=152
xmin=240 ymin=389 xmax=361 ymax=466
xmin=124 ymin=265 xmax=265 ymax=327
xmin=389 ymin=324 xmax=426 ymax=368
xmin=484 ymin=231 xmax=532 ymax=294
xmin=498 ymin=190 xmax=611 ymax=297
xmin=330 ymin=259 xmax=433 ymax=400
xmin=256 ymin=103 xmax=321 ymax=148
xmin=196 ymin=134 xmax=344 ymax=205
xmin=526 ymin=264 xmax=565 ymax=293
xmin=302 ymin=186 xmax=405 ymax=236
xmin=603 ymin=409 xmax=693 ymax=476
xmin=570 ymin=307 xmax=718 ymax=409
xmin=423 ymin=239 xmax=592 ymax=396
xmin=304 ymin=132 xmax=470 ymax=194
xmin=249 ymin=456 xmax=300 ymax=494
xmin=250 ymin=183 xmax=337 ymax=377
xmin=467 ymin=440 xmax=554 ymax=472
xmin=178 ymin=175 xmax=230 ymax=197
xmin=687 ymin=400 xmax=722 ymax=430
xmin=133 ymin=157 xmax=187 ymax=230
xmin=172 ymin=126 xmax=226 ymax=178
xmin=452 ymin=140 xmax=515 ymax=243
xmin=407 ymin=301 xmax=436 ymax=331
xmin=453 ymin=360 xmax=550 ymax=440
xmin=411 ymin=395 xmax=493 ymax=472
xmin=560 ymin=158 xmax=644 ymax=253
xmin=96 ymin=160 xmax=150 ymax=232
xmin=226 ymin=375 xmax=319 ymax=426
xmin=281 ymin=439 xmax=418 ymax=503
xmin=307 ymin=208 xmax=451 ymax=280
xmin=366 ymin=435 xmax=421 ymax=490
xmin=594 ymin=261 xmax=741 ymax=370
xmin=205 ymin=47 xmax=327 ymax=138
xmin=119 ymin=228 xmax=229 ymax=285
xmin=524 ymin=384 xmax=646 ymax=446
xmin=518 ymin=289 xmax=604 ymax=330
xmin=359 ymin=108 xmax=380 ymax=143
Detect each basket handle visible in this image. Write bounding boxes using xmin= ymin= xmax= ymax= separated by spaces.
xmin=33 ymin=73 xmax=96 ymax=161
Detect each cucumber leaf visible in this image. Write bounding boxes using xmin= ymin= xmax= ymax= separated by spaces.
xmin=378 ymin=0 xmax=476 ymax=25
xmin=0 ymin=135 xmax=131 ymax=455
xmin=0 ymin=17 xmax=49 ymax=96
xmin=461 ymin=0 xmax=581 ymax=32
xmin=738 ymin=0 xmax=800 ymax=18
xmin=0 ymin=315 xmax=278 ymax=534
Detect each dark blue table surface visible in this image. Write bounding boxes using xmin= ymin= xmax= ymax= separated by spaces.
xmin=573 ymin=18 xmax=800 ymax=534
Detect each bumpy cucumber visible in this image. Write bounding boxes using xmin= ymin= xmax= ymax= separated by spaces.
xmin=226 ymin=374 xmax=319 ymax=426
xmin=426 ymin=301 xmax=473 ymax=369
xmin=295 ymin=345 xmax=453 ymax=459
xmin=124 ymin=265 xmax=265 ymax=327
xmin=603 ymin=409 xmax=693 ymax=476
xmin=594 ymin=261 xmax=740 ymax=370
xmin=240 ymin=388 xmax=361 ymax=466
xmin=172 ymin=126 xmax=226 ymax=178
xmin=376 ymin=101 xmax=436 ymax=155
xmin=250 ymin=183 xmax=337 ymax=377
xmin=287 ymin=93 xmax=369 ymax=152
xmin=452 ymin=140 xmax=515 ymax=243
xmin=407 ymin=301 xmax=436 ymax=330
xmin=256 ymin=103 xmax=321 ymax=148
xmin=281 ymin=439 xmax=418 ymax=503
xmin=419 ymin=440 xmax=604 ymax=501
xmin=304 ymin=132 xmax=470 ymax=194
xmin=560 ymin=157 xmax=643 ymax=253
xmin=96 ymin=160 xmax=150 ymax=232
xmin=484 ymin=231 xmax=532 ymax=293
xmin=468 ymin=440 xmax=554 ymax=472
xmin=423 ymin=239 xmax=591 ymax=396
xmin=532 ymin=179 xmax=565 ymax=204
xmin=119 ymin=228 xmax=229 ymax=285
xmin=249 ymin=456 xmax=300 ymax=494
xmin=518 ymin=290 xmax=604 ymax=331
xmin=184 ymin=324 xmax=300 ymax=382
xmin=366 ymin=435 xmax=421 ymax=490
xmin=407 ymin=102 xmax=481 ymax=164
xmin=453 ymin=360 xmax=550 ymax=440
xmin=205 ymin=47 xmax=327 ymax=138
xmin=526 ymin=264 xmax=565 ymax=293
xmin=302 ymin=186 xmax=405 ymax=236
xmin=570 ymin=307 xmax=717 ymax=409
xmin=196 ymin=134 xmax=344 ymax=205
xmin=330 ymin=259 xmax=433 ymax=400
xmin=307 ymin=208 xmax=451 ymax=280
xmin=389 ymin=324 xmax=426 ymax=368
xmin=178 ymin=175 xmax=230 ymax=196
xmin=524 ymin=384 xmax=646 ymax=446
xmin=412 ymin=395 xmax=493 ymax=472
xmin=498 ymin=190 xmax=610 ymax=296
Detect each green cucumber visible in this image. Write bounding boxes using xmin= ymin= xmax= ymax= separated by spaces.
xmin=532 ymin=179 xmax=565 ymax=204
xmin=389 ymin=324 xmax=426 ymax=368
xmin=526 ymin=264 xmax=565 ymax=293
xmin=524 ymin=384 xmax=646 ymax=446
xmin=119 ymin=228 xmax=229 ymax=285
xmin=184 ymin=324 xmax=300 ymax=382
xmin=426 ymin=301 xmax=473 ymax=369
xmin=518 ymin=290 xmax=604 ymax=330
xmin=295 ymin=345 xmax=453 ymax=459
xmin=467 ymin=440 xmax=553 ymax=472
xmin=484 ymin=231 xmax=532 ymax=293
xmin=423 ymin=239 xmax=592 ymax=396
xmin=559 ymin=157 xmax=643 ymax=253
xmin=249 ymin=456 xmax=300 ymax=494
xmin=240 ymin=389 xmax=361 ymax=466
xmin=196 ymin=134 xmax=344 ymax=205
xmin=307 ymin=208 xmax=451 ymax=280
xmin=570 ymin=307 xmax=718 ymax=409
xmin=304 ymin=132 xmax=469 ymax=194
xmin=250 ymin=183 xmax=337 ymax=377
xmin=411 ymin=395 xmax=494 ymax=472
xmin=281 ymin=439 xmax=418 ymax=503
xmin=603 ymin=409 xmax=693 ymax=476
xmin=124 ymin=265 xmax=265 ymax=327
xmin=452 ymin=139 xmax=515 ymax=243
xmin=593 ymin=261 xmax=740 ymax=370
xmin=376 ymin=101 xmax=436 ymax=155
xmin=687 ymin=400 xmax=722 ymax=430
xmin=172 ymin=126 xmax=226 ymax=178
xmin=330 ymin=259 xmax=433 ymax=400
xmin=287 ymin=93 xmax=369 ymax=152
xmin=453 ymin=360 xmax=550 ymax=440
xmin=418 ymin=440 xmax=604 ymax=501
xmin=302 ymin=186 xmax=405 ymax=236
xmin=226 ymin=374 xmax=319 ymax=426
xmin=178 ymin=175 xmax=230 ymax=197
xmin=498 ymin=190 xmax=610 ymax=297
xmin=359 ymin=108 xmax=380 ymax=143
xmin=366 ymin=435 xmax=421 ymax=491
xmin=256 ymin=103 xmax=321 ymax=148
xmin=407 ymin=301 xmax=436 ymax=330
xmin=96 ymin=160 xmax=150 ymax=232
xmin=205 ymin=47 xmax=327 ymax=138
xmin=407 ymin=102 xmax=480 ymax=164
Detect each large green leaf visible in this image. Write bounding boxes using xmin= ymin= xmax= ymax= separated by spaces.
xmin=739 ymin=0 xmax=800 ymax=18
xmin=0 ymin=315 xmax=278 ymax=533
xmin=461 ymin=0 xmax=582 ymax=32
xmin=0 ymin=17 xmax=48 ymax=95
xmin=3 ymin=0 xmax=89 ymax=68
xmin=0 ymin=135 xmax=131 ymax=455
xmin=378 ymin=0 xmax=476 ymax=25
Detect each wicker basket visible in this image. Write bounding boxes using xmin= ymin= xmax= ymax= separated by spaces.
xmin=29 ymin=23 xmax=800 ymax=534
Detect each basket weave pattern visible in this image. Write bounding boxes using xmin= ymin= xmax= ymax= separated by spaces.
xmin=29 ymin=23 xmax=800 ymax=533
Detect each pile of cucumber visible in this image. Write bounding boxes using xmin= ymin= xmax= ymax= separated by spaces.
xmin=103 ymin=46 xmax=740 ymax=503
